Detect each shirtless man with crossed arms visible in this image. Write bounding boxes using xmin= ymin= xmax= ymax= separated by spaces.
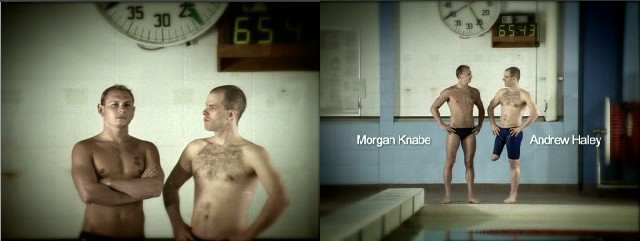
xmin=487 ymin=67 xmax=539 ymax=204
xmin=163 ymin=85 xmax=289 ymax=241
xmin=72 ymin=85 xmax=164 ymax=240
xmin=431 ymin=65 xmax=485 ymax=204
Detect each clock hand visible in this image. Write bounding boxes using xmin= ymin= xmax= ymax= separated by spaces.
xmin=468 ymin=4 xmax=485 ymax=31
xmin=103 ymin=2 xmax=119 ymax=11
xmin=443 ymin=3 xmax=471 ymax=20
xmin=188 ymin=5 xmax=204 ymax=25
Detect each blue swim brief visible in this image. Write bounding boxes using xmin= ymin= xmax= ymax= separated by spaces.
xmin=452 ymin=127 xmax=475 ymax=140
xmin=492 ymin=127 xmax=523 ymax=160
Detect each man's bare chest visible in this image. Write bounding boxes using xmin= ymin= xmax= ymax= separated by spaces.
xmin=192 ymin=144 xmax=254 ymax=182
xmin=501 ymin=91 xmax=526 ymax=108
xmin=448 ymin=90 xmax=475 ymax=107
xmin=92 ymin=144 xmax=146 ymax=178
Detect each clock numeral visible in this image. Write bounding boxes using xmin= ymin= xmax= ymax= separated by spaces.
xmin=154 ymin=13 xmax=171 ymax=27
xmin=234 ymin=17 xmax=251 ymax=44
xmin=466 ymin=23 xmax=473 ymax=29
xmin=444 ymin=2 xmax=452 ymax=8
xmin=448 ymin=11 xmax=456 ymax=18
xmin=257 ymin=16 xmax=273 ymax=44
xmin=179 ymin=3 xmax=194 ymax=18
xmin=476 ymin=19 xmax=483 ymax=26
xmin=487 ymin=1 xmax=493 ymax=7
xmin=455 ymin=20 xmax=462 ymax=27
xmin=127 ymin=6 xmax=144 ymax=20
xmin=482 ymin=10 xmax=490 ymax=16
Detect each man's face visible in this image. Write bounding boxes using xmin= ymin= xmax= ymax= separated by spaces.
xmin=202 ymin=92 xmax=231 ymax=132
xmin=459 ymin=68 xmax=472 ymax=84
xmin=503 ymin=71 xmax=516 ymax=87
xmin=99 ymin=90 xmax=135 ymax=127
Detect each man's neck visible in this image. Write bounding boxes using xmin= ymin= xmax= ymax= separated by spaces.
xmin=212 ymin=126 xmax=241 ymax=146
xmin=508 ymin=84 xmax=520 ymax=91
xmin=456 ymin=82 xmax=469 ymax=89
xmin=100 ymin=125 xmax=130 ymax=143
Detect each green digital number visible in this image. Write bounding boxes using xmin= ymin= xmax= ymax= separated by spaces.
xmin=498 ymin=24 xmax=505 ymax=36
xmin=518 ymin=24 xmax=527 ymax=36
xmin=508 ymin=24 xmax=515 ymax=36
xmin=257 ymin=16 xmax=273 ymax=44
xmin=234 ymin=16 xmax=250 ymax=45
xmin=529 ymin=24 xmax=536 ymax=36
xmin=285 ymin=18 xmax=301 ymax=41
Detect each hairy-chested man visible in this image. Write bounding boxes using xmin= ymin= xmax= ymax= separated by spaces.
xmin=487 ymin=67 xmax=539 ymax=204
xmin=163 ymin=85 xmax=289 ymax=241
xmin=431 ymin=65 xmax=485 ymax=204
xmin=71 ymin=85 xmax=164 ymax=240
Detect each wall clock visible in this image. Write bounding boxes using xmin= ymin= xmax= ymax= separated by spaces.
xmin=438 ymin=1 xmax=501 ymax=38
xmin=97 ymin=2 xmax=228 ymax=49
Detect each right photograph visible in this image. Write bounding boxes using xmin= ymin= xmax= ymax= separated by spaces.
xmin=320 ymin=1 xmax=639 ymax=241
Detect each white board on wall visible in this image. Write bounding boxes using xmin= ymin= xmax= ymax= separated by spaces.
xmin=320 ymin=28 xmax=366 ymax=116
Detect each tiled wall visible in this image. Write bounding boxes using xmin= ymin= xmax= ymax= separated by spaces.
xmin=1 ymin=3 xmax=318 ymax=239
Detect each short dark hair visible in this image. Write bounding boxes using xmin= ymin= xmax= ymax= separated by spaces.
xmin=210 ymin=85 xmax=247 ymax=121
xmin=505 ymin=67 xmax=521 ymax=80
xmin=456 ymin=65 xmax=470 ymax=79
xmin=101 ymin=85 xmax=134 ymax=105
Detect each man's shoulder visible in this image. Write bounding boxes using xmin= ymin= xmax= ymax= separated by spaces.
xmin=496 ymin=88 xmax=509 ymax=95
xmin=444 ymin=85 xmax=458 ymax=92
xmin=186 ymin=138 xmax=212 ymax=150
xmin=74 ymin=136 xmax=99 ymax=149
xmin=438 ymin=85 xmax=457 ymax=96
xmin=518 ymin=88 xmax=532 ymax=95
xmin=235 ymin=138 xmax=263 ymax=152
xmin=469 ymin=86 xmax=481 ymax=94
xmin=129 ymin=136 xmax=157 ymax=147
xmin=238 ymin=140 xmax=269 ymax=161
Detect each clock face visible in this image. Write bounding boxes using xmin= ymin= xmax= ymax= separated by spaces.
xmin=97 ymin=2 xmax=228 ymax=47
xmin=438 ymin=1 xmax=501 ymax=37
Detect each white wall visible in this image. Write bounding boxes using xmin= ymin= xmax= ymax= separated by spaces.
xmin=320 ymin=2 xmax=380 ymax=116
xmin=1 ymin=3 xmax=318 ymax=239
xmin=398 ymin=1 xmax=554 ymax=117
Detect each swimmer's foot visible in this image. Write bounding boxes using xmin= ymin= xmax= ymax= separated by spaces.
xmin=491 ymin=154 xmax=499 ymax=161
xmin=441 ymin=196 xmax=451 ymax=204
xmin=503 ymin=195 xmax=517 ymax=204
xmin=468 ymin=197 xmax=480 ymax=204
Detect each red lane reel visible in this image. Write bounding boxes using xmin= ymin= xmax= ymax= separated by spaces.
xmin=629 ymin=102 xmax=640 ymax=162
xmin=610 ymin=104 xmax=624 ymax=163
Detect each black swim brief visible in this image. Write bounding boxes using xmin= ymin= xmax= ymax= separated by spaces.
xmin=79 ymin=231 xmax=145 ymax=241
xmin=192 ymin=233 xmax=230 ymax=241
xmin=452 ymin=127 xmax=475 ymax=140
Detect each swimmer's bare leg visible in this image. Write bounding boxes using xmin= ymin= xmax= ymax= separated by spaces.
xmin=462 ymin=135 xmax=480 ymax=204
xmin=491 ymin=154 xmax=499 ymax=161
xmin=442 ymin=133 xmax=460 ymax=204
xmin=504 ymin=159 xmax=520 ymax=204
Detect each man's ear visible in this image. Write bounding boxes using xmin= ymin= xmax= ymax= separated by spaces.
xmin=97 ymin=104 xmax=104 ymax=116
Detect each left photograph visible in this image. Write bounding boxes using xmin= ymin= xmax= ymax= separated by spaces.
xmin=1 ymin=2 xmax=319 ymax=240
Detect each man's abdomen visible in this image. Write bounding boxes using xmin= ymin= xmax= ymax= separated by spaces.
xmin=191 ymin=186 xmax=254 ymax=239
xmin=82 ymin=203 xmax=144 ymax=237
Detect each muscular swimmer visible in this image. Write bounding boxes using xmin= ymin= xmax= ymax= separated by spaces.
xmin=487 ymin=67 xmax=539 ymax=204
xmin=163 ymin=85 xmax=289 ymax=241
xmin=431 ymin=65 xmax=485 ymax=204
xmin=71 ymin=85 xmax=164 ymax=240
